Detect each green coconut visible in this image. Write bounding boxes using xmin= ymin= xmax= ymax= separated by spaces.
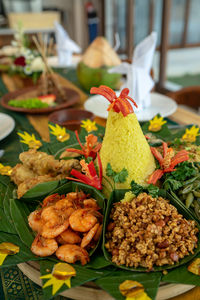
xmin=77 ymin=37 xmax=121 ymax=91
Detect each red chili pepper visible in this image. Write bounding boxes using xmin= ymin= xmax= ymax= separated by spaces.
xmin=148 ymin=142 xmax=189 ymax=185
xmin=66 ymin=131 xmax=101 ymax=159
xmin=148 ymin=169 xmax=164 ymax=185
xmin=66 ymin=153 xmax=102 ymax=190
xmin=90 ymin=85 xmax=138 ymax=117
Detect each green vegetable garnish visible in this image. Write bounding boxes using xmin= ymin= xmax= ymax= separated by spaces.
xmin=130 ymin=180 xmax=159 ymax=197
xmin=8 ymin=98 xmax=48 ymax=109
xmin=106 ymin=163 xmax=128 ymax=184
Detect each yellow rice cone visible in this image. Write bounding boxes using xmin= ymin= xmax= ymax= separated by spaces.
xmin=100 ymin=110 xmax=156 ymax=195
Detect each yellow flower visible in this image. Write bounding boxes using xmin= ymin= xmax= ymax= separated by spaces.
xmin=182 ymin=126 xmax=200 ymax=143
xmin=81 ymin=119 xmax=97 ymax=133
xmin=119 ymin=280 xmax=151 ymax=300
xmin=0 ymin=163 xmax=12 ymax=176
xmin=49 ymin=124 xmax=70 ymax=142
xmin=148 ymin=116 xmax=167 ymax=132
xmin=18 ymin=131 xmax=42 ymax=149
xmin=0 ymin=242 xmax=19 ymax=265
xmin=40 ymin=263 xmax=76 ymax=295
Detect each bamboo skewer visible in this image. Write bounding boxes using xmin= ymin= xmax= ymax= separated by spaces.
xmin=32 ymin=35 xmax=66 ymax=100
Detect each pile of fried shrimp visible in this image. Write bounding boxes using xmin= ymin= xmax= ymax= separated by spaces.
xmin=28 ymin=191 xmax=103 ymax=265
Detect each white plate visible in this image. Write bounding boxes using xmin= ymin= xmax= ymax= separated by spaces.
xmin=84 ymin=92 xmax=177 ymax=122
xmin=0 ymin=113 xmax=15 ymax=141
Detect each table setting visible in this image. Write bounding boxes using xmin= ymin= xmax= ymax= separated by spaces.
xmin=0 ymin=29 xmax=200 ymax=300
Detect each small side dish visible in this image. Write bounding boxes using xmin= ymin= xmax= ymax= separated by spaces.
xmin=105 ymin=192 xmax=199 ymax=271
xmin=28 ymin=191 xmax=103 ymax=265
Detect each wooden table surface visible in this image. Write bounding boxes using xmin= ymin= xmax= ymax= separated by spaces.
xmin=1 ymin=73 xmax=200 ymax=300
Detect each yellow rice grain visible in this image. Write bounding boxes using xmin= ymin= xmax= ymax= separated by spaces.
xmin=100 ymin=110 xmax=156 ymax=194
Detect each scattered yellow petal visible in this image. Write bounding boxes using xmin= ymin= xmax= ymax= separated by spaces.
xmin=40 ymin=263 xmax=76 ymax=295
xmin=0 ymin=163 xmax=12 ymax=176
xmin=18 ymin=131 xmax=42 ymax=149
xmin=119 ymin=280 xmax=144 ymax=298
xmin=148 ymin=116 xmax=167 ymax=132
xmin=0 ymin=242 xmax=19 ymax=266
xmin=188 ymin=258 xmax=200 ymax=275
xmin=49 ymin=124 xmax=70 ymax=142
xmin=0 ymin=253 xmax=7 ymax=265
xmin=127 ymin=292 xmax=151 ymax=300
xmin=81 ymin=119 xmax=97 ymax=133
xmin=182 ymin=126 xmax=200 ymax=143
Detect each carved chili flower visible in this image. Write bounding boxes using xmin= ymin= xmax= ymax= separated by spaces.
xmin=148 ymin=142 xmax=189 ymax=184
xmin=90 ymin=85 xmax=138 ymax=117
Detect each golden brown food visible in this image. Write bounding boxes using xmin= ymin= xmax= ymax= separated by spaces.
xmin=29 ymin=191 xmax=103 ymax=265
xmin=19 ymin=149 xmax=80 ymax=176
xmin=11 ymin=149 xmax=81 ymax=198
xmin=105 ymin=193 xmax=198 ymax=270
xmin=16 ymin=174 xmax=63 ymax=198
xmin=11 ymin=164 xmax=35 ymax=185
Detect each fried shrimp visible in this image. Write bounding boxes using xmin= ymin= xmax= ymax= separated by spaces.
xmin=69 ymin=208 xmax=97 ymax=232
xmin=81 ymin=223 xmax=99 ymax=248
xmin=41 ymin=207 xmax=74 ymax=239
xmin=41 ymin=219 xmax=70 ymax=239
xmin=31 ymin=234 xmax=58 ymax=257
xmin=59 ymin=228 xmax=81 ymax=244
xmin=56 ymin=244 xmax=89 ymax=265
xmin=28 ymin=210 xmax=43 ymax=232
xmin=41 ymin=206 xmax=60 ymax=225
xmin=83 ymin=199 xmax=100 ymax=210
xmin=42 ymin=194 xmax=63 ymax=208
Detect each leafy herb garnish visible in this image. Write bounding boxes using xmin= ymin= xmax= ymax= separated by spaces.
xmin=106 ymin=163 xmax=128 ymax=188
xmin=130 ymin=180 xmax=159 ymax=198
xmin=163 ymin=178 xmax=182 ymax=191
xmin=170 ymin=161 xmax=197 ymax=181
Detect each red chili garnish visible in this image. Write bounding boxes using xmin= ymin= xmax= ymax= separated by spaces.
xmin=66 ymin=153 xmax=102 ymax=190
xmin=14 ymin=56 xmax=26 ymax=67
xmin=148 ymin=142 xmax=189 ymax=185
xmin=90 ymin=85 xmax=138 ymax=117
xmin=66 ymin=130 xmax=101 ymax=160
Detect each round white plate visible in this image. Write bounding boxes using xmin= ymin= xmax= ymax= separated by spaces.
xmin=84 ymin=92 xmax=177 ymax=122
xmin=0 ymin=113 xmax=15 ymax=141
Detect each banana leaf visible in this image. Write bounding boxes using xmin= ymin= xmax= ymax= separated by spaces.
xmin=10 ymin=198 xmax=35 ymax=247
xmin=102 ymin=189 xmax=200 ymax=272
xmin=95 ymin=270 xmax=162 ymax=300
xmin=39 ymin=259 xmax=112 ymax=300
xmin=142 ymin=115 xmax=172 ymax=141
xmin=21 ymin=180 xmax=61 ymax=203
xmin=0 ymin=182 xmax=16 ymax=234
xmin=162 ymin=253 xmax=200 ymax=286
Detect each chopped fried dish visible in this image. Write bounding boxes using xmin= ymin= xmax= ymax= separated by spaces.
xmin=105 ymin=193 xmax=199 ymax=270
xmin=11 ymin=149 xmax=81 ymax=198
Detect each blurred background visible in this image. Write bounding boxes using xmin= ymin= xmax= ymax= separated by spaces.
xmin=0 ymin=0 xmax=199 ymax=94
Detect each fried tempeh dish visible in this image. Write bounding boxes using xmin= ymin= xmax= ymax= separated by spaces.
xmin=106 ymin=192 xmax=199 ymax=271
xmin=11 ymin=149 xmax=81 ymax=198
